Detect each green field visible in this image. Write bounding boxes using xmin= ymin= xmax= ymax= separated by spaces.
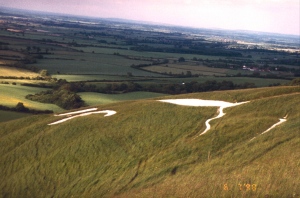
xmin=145 ymin=63 xmax=228 ymax=76
xmin=32 ymin=52 xmax=165 ymax=76
xmin=0 ymin=84 xmax=63 ymax=112
xmin=0 ymin=86 xmax=299 ymax=197
xmin=79 ymin=91 xmax=168 ymax=106
xmin=1 ymin=16 xmax=297 ymax=88
xmin=70 ymin=46 xmax=225 ymax=60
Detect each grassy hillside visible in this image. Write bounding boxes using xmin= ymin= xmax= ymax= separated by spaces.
xmin=0 ymin=86 xmax=299 ymax=198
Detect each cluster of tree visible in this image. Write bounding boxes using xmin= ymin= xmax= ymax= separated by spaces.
xmin=20 ymin=83 xmax=54 ymax=88
xmin=114 ymin=53 xmax=168 ymax=64
xmin=48 ymin=81 xmax=141 ymax=94
xmin=26 ymin=84 xmax=84 ymax=110
xmin=274 ymin=58 xmax=300 ymax=66
xmin=232 ymin=72 xmax=290 ymax=79
xmin=0 ymin=103 xmax=53 ymax=114
xmin=258 ymin=56 xmax=300 ymax=67
xmin=0 ymin=39 xmax=10 ymax=50
xmin=201 ymin=58 xmax=254 ymax=68
xmin=11 ymin=57 xmax=40 ymax=73
xmin=0 ymin=41 xmax=9 ymax=45
xmin=22 ymin=77 xmax=295 ymax=110
xmin=26 ymin=46 xmax=42 ymax=53
xmin=0 ymin=45 xmax=9 ymax=50
xmin=243 ymin=48 xmax=283 ymax=54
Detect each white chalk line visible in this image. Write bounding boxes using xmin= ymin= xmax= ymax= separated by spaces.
xmin=250 ymin=115 xmax=288 ymax=141
xmin=199 ymin=102 xmax=249 ymax=136
xmin=200 ymin=106 xmax=226 ymax=136
xmin=48 ymin=109 xmax=116 ymax=125
xmin=54 ymin=108 xmax=98 ymax=117
xmin=159 ymin=99 xmax=249 ymax=136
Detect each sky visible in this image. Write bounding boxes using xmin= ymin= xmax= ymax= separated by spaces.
xmin=1 ymin=0 xmax=299 ymax=35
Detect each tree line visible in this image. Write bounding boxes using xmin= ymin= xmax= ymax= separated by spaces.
xmin=0 ymin=103 xmax=53 ymax=114
xmin=46 ymin=80 xmax=257 ymax=95
xmin=24 ymin=79 xmax=257 ymax=110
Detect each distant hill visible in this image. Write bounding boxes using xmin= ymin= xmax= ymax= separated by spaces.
xmin=0 ymin=86 xmax=299 ymax=197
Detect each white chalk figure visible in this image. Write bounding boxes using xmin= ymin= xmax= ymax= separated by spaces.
xmin=48 ymin=108 xmax=116 ymax=125
xmin=250 ymin=114 xmax=288 ymax=141
xmin=158 ymin=99 xmax=249 ymax=135
xmin=49 ymin=99 xmax=286 ymax=140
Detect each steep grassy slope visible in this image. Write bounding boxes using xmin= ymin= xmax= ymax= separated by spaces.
xmin=0 ymin=86 xmax=299 ymax=198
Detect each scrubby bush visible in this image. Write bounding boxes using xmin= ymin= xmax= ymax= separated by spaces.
xmin=26 ymin=85 xmax=84 ymax=110
xmin=15 ymin=102 xmax=29 ymax=112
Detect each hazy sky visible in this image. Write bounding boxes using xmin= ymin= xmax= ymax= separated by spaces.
xmin=1 ymin=0 xmax=299 ymax=35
